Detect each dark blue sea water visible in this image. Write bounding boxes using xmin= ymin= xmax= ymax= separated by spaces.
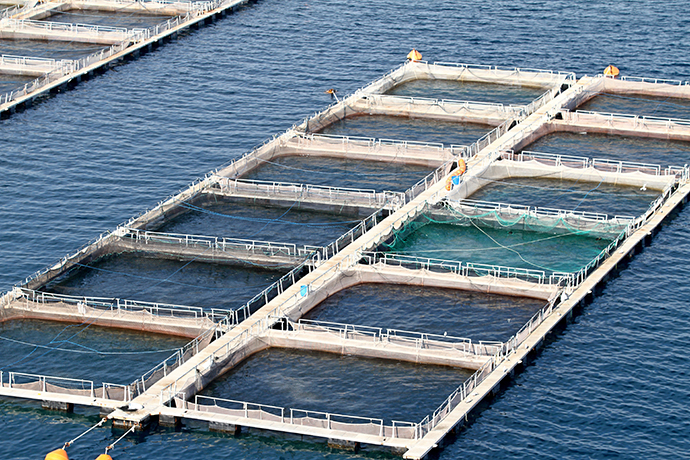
xmin=1 ymin=0 xmax=690 ymax=458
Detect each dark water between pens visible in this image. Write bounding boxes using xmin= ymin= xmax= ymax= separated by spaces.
xmin=1 ymin=0 xmax=690 ymax=458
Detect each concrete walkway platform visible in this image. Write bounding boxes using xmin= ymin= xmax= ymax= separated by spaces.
xmin=0 ymin=18 xmax=136 ymax=44
xmin=552 ymin=110 xmax=690 ymax=142
xmin=351 ymin=94 xmax=523 ymax=126
xmin=264 ymin=322 xmax=495 ymax=370
xmin=206 ymin=177 xmax=406 ymax=215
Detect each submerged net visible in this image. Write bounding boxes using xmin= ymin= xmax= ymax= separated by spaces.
xmin=375 ymin=201 xmax=624 ymax=274
xmin=432 ymin=200 xmax=630 ymax=238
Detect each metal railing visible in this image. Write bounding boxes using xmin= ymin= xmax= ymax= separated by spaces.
xmin=291 ymin=319 xmax=505 ymax=357
xmin=404 ymin=160 xmax=455 ymax=203
xmin=16 ymin=287 xmax=232 ymax=322
xmin=181 ymin=395 xmax=419 ymax=440
xmin=69 ymin=0 xmax=201 ymax=11
xmin=211 ymin=176 xmax=406 ymax=210
xmin=0 ymin=0 xmax=38 ymax=20
xmin=360 ymin=252 xmax=571 ymax=285
xmin=320 ymin=209 xmax=382 ymax=260
xmin=563 ymin=110 xmax=690 ymax=129
xmin=431 ymin=62 xmax=577 ymax=81
xmin=130 ymin=324 xmax=217 ymax=397
xmin=416 ymin=353 xmax=498 ymax=438
xmin=619 ymin=75 xmax=690 ymax=86
xmin=505 ymin=297 xmax=558 ymax=354
xmin=0 ymin=54 xmax=71 ymax=71
xmin=120 ymin=228 xmax=322 ymax=261
xmin=0 ymin=371 xmax=131 ymax=402
xmin=465 ymin=116 xmax=518 ymax=158
xmin=523 ymin=85 xmax=562 ymax=116
xmin=566 ymin=181 xmax=677 ymax=287
xmin=501 ymin=150 xmax=689 ymax=180
xmin=293 ymin=131 xmax=460 ymax=158
xmin=361 ymin=93 xmax=526 ymax=115
xmin=2 ymin=18 xmax=136 ymax=37
xmin=451 ymin=198 xmax=634 ymax=223
xmin=17 ymin=170 xmax=219 ymax=289
xmin=158 ymin=252 xmax=362 ymax=405
xmin=0 ymin=0 xmax=248 ymax=108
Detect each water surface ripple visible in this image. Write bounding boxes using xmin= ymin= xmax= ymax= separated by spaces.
xmin=1 ymin=0 xmax=689 ymax=458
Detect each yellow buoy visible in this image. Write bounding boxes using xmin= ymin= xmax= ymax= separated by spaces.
xmin=445 ymin=159 xmax=468 ymax=191
xmin=603 ymin=65 xmax=619 ymax=77
xmin=455 ymin=158 xmax=467 ymax=175
xmin=95 ymin=455 xmax=113 ymax=460
xmin=407 ymin=49 xmax=422 ymax=61
xmin=45 ymin=449 xmax=69 ymax=460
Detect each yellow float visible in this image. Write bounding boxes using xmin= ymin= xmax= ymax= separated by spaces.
xmin=445 ymin=159 xmax=467 ymax=191
xmin=45 ymin=449 xmax=69 ymax=460
xmin=407 ymin=49 xmax=422 ymax=61
xmin=604 ymin=65 xmax=619 ymax=78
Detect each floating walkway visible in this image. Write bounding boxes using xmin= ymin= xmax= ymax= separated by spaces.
xmin=351 ymin=94 xmax=525 ymax=126
xmin=1 ymin=59 xmax=690 ymax=459
xmin=205 ymin=177 xmax=406 ymax=216
xmin=113 ymin=228 xmax=323 ymax=268
xmin=0 ymin=54 xmax=70 ymax=76
xmin=0 ymin=0 xmax=254 ymax=115
xmin=0 ymin=19 xmax=138 ymax=44
xmin=494 ymin=150 xmax=683 ymax=190
xmin=264 ymin=319 xmax=500 ymax=370
xmin=1 ymin=287 xmax=230 ymax=337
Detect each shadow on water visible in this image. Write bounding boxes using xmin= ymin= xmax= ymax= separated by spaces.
xmin=0 ymin=38 xmax=107 ymax=60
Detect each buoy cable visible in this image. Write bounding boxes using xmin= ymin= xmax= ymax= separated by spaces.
xmin=63 ymin=418 xmax=108 ymax=449
xmin=105 ymin=425 xmax=136 ymax=453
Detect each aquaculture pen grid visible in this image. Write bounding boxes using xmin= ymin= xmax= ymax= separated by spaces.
xmin=0 ymin=54 xmax=688 ymax=459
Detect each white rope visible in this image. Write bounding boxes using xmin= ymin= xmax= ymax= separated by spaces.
xmin=105 ymin=425 xmax=136 ymax=453
xmin=64 ymin=418 xmax=107 ymax=449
